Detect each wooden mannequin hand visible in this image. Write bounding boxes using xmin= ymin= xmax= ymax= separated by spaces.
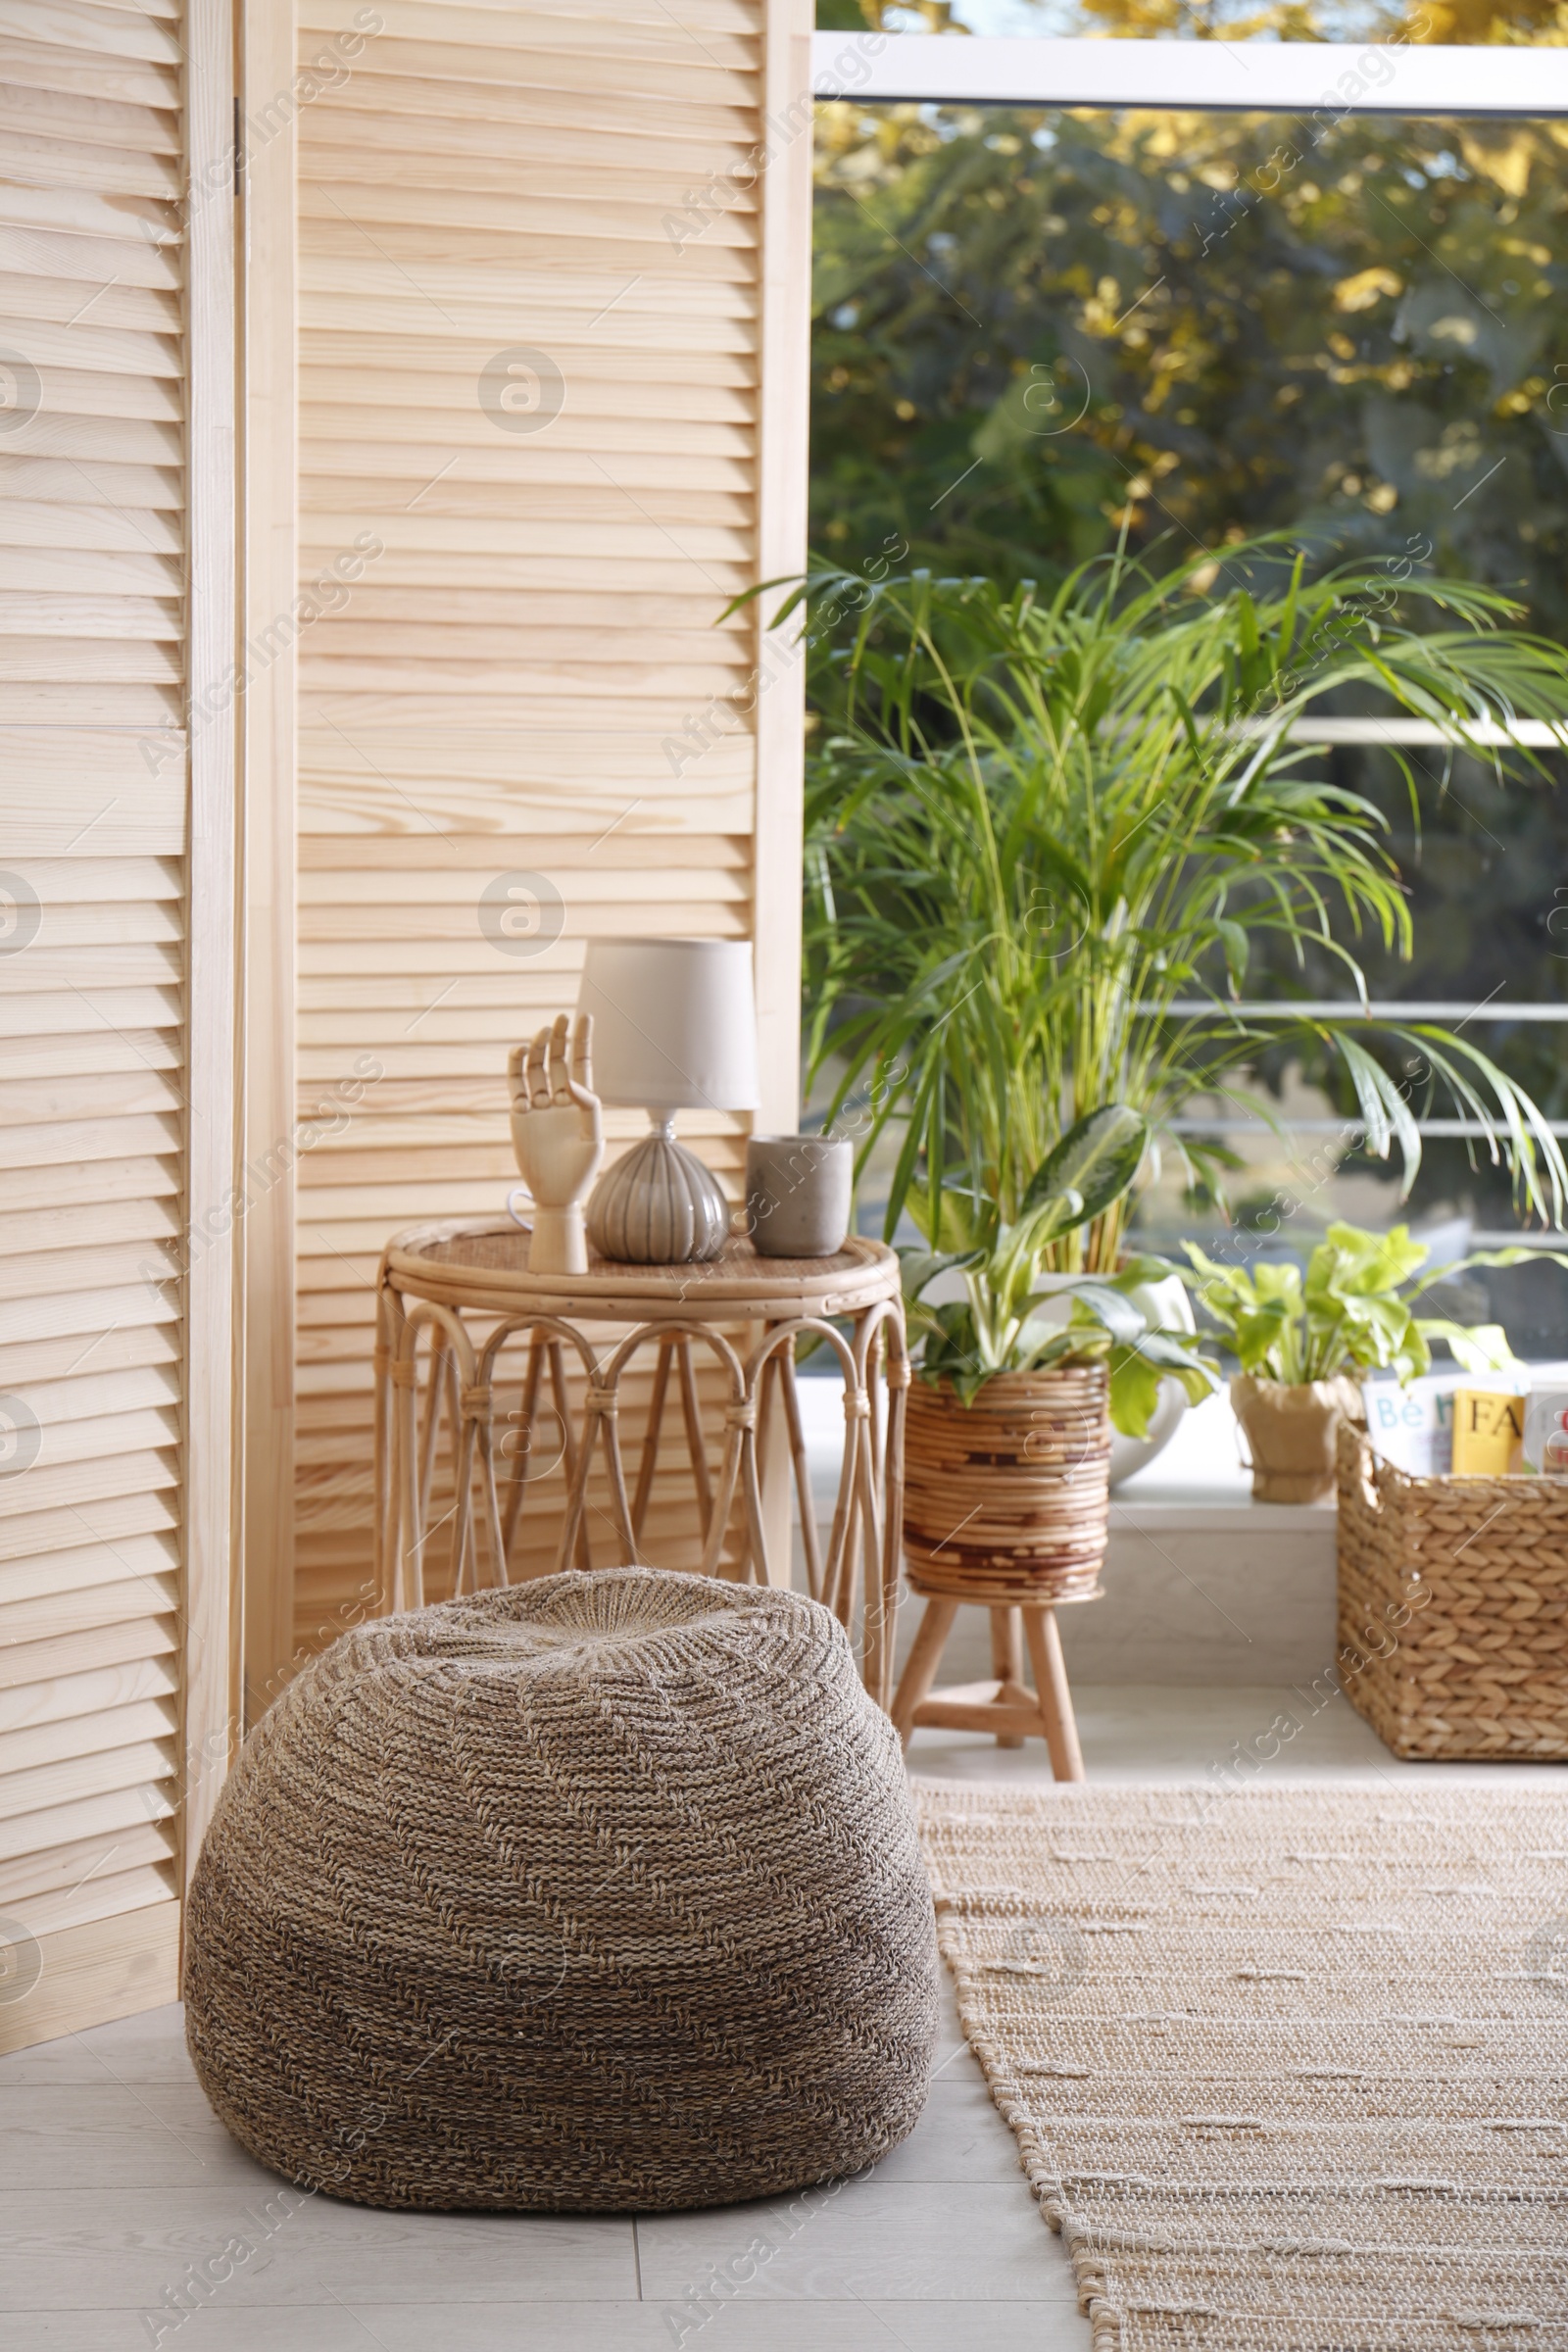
xmin=507 ymin=1014 xmax=604 ymax=1275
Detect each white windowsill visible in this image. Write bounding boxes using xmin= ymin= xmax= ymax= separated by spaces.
xmin=1108 ymin=1389 xmax=1335 ymax=1532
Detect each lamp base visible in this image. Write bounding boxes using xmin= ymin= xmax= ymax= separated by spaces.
xmin=586 ymin=1121 xmax=731 ymax=1264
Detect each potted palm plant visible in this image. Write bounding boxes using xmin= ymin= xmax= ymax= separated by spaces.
xmin=900 ymin=1103 xmax=1213 ymax=1592
xmin=757 ymin=534 xmax=1568 ymax=1493
xmin=1183 ymin=1222 xmax=1560 ymax=1502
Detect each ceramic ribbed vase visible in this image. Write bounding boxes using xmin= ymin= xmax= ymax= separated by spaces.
xmin=585 ymin=1120 xmax=730 ymax=1263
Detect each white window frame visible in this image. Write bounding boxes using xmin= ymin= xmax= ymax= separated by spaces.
xmin=810 ymin=31 xmax=1568 ymax=114
xmin=808 ymin=29 xmax=1568 ymax=1225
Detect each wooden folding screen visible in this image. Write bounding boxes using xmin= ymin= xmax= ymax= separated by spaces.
xmin=245 ymin=0 xmax=811 ymax=1700
xmin=0 ymin=0 xmax=235 ymax=2044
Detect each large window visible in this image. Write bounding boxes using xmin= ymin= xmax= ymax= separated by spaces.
xmin=808 ymin=14 xmax=1568 ymax=1343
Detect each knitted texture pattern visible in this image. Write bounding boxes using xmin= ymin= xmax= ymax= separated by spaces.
xmin=185 ymin=1569 xmax=939 ymax=2211
xmin=918 ymin=1780 xmax=1568 ymax=2352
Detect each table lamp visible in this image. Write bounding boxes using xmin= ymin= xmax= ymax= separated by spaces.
xmin=577 ymin=937 xmax=760 ymax=1263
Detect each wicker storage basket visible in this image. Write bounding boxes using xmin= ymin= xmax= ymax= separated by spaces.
xmin=902 ymin=1365 xmax=1110 ymax=1602
xmin=1336 ymin=1421 xmax=1568 ymax=1759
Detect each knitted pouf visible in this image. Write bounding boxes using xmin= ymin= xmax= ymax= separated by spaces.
xmin=184 ymin=1568 xmax=940 ymax=2212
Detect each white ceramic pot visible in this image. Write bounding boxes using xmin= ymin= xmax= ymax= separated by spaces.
xmin=1028 ymin=1270 xmax=1195 ymax=1489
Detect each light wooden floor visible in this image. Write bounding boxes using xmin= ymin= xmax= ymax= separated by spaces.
xmin=6 ymin=1684 xmax=1564 ymax=2352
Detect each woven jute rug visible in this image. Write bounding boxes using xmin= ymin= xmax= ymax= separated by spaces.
xmin=916 ymin=1781 xmax=1568 ymax=2352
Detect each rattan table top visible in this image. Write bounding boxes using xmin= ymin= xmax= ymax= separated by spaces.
xmin=380 ymin=1217 xmax=902 ymax=1323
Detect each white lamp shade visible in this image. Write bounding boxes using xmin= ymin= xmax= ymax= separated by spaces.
xmin=576 ymin=938 xmax=760 ymax=1113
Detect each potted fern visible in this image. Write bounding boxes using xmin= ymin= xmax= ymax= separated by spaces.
xmin=1183 ymin=1222 xmax=1558 ymax=1502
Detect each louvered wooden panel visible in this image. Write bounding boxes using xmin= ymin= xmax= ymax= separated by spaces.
xmin=268 ymin=0 xmax=808 ymax=1675
xmin=0 ymin=0 xmax=234 ymax=2047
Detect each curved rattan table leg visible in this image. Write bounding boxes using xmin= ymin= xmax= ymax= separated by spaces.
xmin=466 ymin=1378 xmax=509 ymax=1589
xmin=416 ymin=1343 xmax=446 ymax=1532
xmin=392 ymin=1312 xmax=424 ymax=1612
xmin=879 ymin=1316 xmax=911 ymax=1714
xmin=549 ymin=1340 xmax=592 ymax=1570
xmin=853 ymin=1404 xmax=886 ymax=1667
xmin=594 ymin=1376 xmax=639 ymax=1564
xmin=372 ymin=1275 xmax=398 ymax=1617
xmin=735 ymin=1393 xmax=768 ymax=1584
xmin=555 ymin=1391 xmax=599 ymax=1571
xmin=776 ymin=1342 xmax=824 ymax=1603
xmin=821 ymin=1389 xmax=861 ymax=1624
xmin=699 ymin=1413 xmax=745 ymax=1578
xmin=630 ymin=1337 xmax=674 ymax=1544
xmin=675 ymin=1335 xmax=714 ymax=1538
xmin=501 ymin=1334 xmax=546 ymax=1567
xmin=443 ymin=1335 xmax=484 ymax=1597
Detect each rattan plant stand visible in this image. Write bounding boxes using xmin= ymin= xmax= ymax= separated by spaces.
xmin=889 ymin=1364 xmax=1111 ymax=1782
xmin=890 ymin=1585 xmax=1093 ymax=1781
xmin=372 ymin=1218 xmax=909 ymax=1705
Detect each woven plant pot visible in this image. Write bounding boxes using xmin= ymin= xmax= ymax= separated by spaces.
xmin=1231 ymin=1371 xmax=1363 ymax=1503
xmin=902 ymin=1365 xmax=1110 ymax=1601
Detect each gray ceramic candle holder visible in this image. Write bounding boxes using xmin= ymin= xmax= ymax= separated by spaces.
xmin=744 ymin=1133 xmax=853 ymax=1258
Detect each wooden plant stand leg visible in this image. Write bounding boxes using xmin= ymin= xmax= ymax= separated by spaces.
xmin=891 ymin=1595 xmax=959 ymax=1745
xmin=990 ymin=1607 xmax=1027 ymax=1749
xmin=1023 ymin=1606 xmax=1086 ymax=1784
xmin=892 ymin=1592 xmax=1089 ymax=1776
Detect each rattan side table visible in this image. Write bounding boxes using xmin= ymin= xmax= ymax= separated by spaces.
xmin=372 ymin=1218 xmax=909 ymax=1705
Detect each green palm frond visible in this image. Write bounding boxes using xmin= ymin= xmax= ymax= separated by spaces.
xmin=739 ymin=534 xmax=1568 ymax=1269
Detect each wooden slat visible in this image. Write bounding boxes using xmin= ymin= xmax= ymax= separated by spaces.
xmin=0 ymin=1 xmax=183 ymax=69
xmin=0 ymin=0 xmax=237 ymax=2034
xmin=307 ymin=38 xmax=754 ymax=108
xmin=302 ymin=0 xmax=761 ymax=25
xmin=0 ymin=37 xmax=180 ymax=111
xmin=298 ymin=284 xmax=759 ymax=349
xmin=0 ymin=122 xmax=182 ymax=196
xmin=303 ymin=0 xmax=759 ymax=67
xmin=0 ymin=217 xmax=182 ymax=288
xmin=302 ymin=119 xmax=761 ymax=190
xmin=0 ymin=1817 xmax=171 ymax=1909
xmin=0 ymin=81 xmax=181 ymax=156
xmin=0 ymin=1529 xmax=177 ymax=1610
xmin=0 ymin=325 xmax=182 ymax=393
xmin=0 ymin=1737 xmax=175 ymax=1836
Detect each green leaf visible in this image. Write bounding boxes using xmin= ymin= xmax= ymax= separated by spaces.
xmin=1063 ymin=1282 xmax=1149 ymax=1345
xmin=1214 ymin=916 xmax=1250 ymax=995
xmin=1107 ymin=1345 xmax=1165 ymax=1439
xmin=1021 ymin=1104 xmax=1150 ymax=1226
xmin=1310 ymin=1221 xmax=1428 ymax=1299
xmin=1415 ymin=1318 xmax=1519 ymax=1374
xmin=898 ymin=1246 xmax=983 ymax=1302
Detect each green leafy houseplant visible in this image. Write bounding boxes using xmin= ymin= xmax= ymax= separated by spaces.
xmin=902 ymin=1104 xmax=1215 ymax=1433
xmin=766 ymin=538 xmax=1568 ymax=1274
xmin=1180 ymin=1220 xmax=1568 ymax=1501
xmin=1180 ymin=1222 xmax=1552 ymax=1387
